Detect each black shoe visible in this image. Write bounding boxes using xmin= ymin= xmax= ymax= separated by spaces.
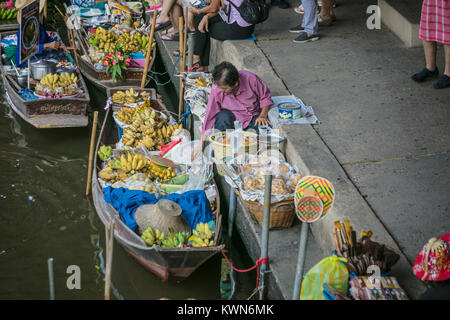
xmin=411 ymin=67 xmax=439 ymax=82
xmin=433 ymin=75 xmax=450 ymax=89
xmin=289 ymin=24 xmax=305 ymax=33
xmin=272 ymin=0 xmax=289 ymax=9
xmin=293 ymin=33 xmax=319 ymax=43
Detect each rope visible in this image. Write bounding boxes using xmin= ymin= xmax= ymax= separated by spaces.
xmin=181 ymin=103 xmax=191 ymax=127
xmin=221 ymin=249 xmax=268 ymax=289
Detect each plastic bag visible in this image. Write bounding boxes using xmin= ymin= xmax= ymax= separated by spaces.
xmin=300 ymin=255 xmax=349 ymax=300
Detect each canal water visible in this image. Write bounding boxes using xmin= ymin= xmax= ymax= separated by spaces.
xmin=0 ymin=53 xmax=255 ymax=300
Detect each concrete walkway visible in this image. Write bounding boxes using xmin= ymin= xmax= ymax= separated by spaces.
xmin=154 ymin=0 xmax=449 ymax=299
xmin=254 ymin=0 xmax=449 ymax=297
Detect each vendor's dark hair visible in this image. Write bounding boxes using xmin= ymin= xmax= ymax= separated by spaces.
xmin=212 ymin=62 xmax=239 ymax=87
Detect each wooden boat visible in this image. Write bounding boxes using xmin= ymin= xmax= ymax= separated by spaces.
xmin=92 ymin=93 xmax=224 ymax=281
xmin=0 ymin=32 xmax=89 ymax=128
xmin=70 ymin=28 xmax=157 ymax=95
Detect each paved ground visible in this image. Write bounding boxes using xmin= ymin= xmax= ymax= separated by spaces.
xmin=255 ymin=0 xmax=450 ymax=266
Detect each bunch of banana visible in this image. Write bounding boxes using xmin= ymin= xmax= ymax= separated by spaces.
xmin=162 ymin=231 xmax=190 ymax=248
xmin=98 ymin=145 xmax=112 ymax=161
xmin=145 ymin=161 xmax=175 ymax=180
xmin=119 ymin=152 xmax=148 ymax=174
xmin=141 ymin=226 xmax=165 ymax=246
xmin=40 ymin=74 xmax=60 ymax=90
xmin=98 ymin=166 xmax=128 ymax=183
xmin=192 ymin=223 xmax=215 ymax=247
xmin=194 ymin=77 xmax=207 ymax=87
xmin=116 ymin=107 xmax=135 ymax=123
xmin=57 ymin=72 xmax=78 ymax=88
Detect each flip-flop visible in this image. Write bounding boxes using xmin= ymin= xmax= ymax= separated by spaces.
xmin=154 ymin=21 xmax=172 ymax=31
xmin=187 ymin=63 xmax=200 ymax=72
xmin=161 ymin=32 xmax=179 ymax=41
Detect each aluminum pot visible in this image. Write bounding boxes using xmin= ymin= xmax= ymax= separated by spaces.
xmin=30 ymin=60 xmax=56 ymax=80
xmin=15 ymin=69 xmax=29 ymax=88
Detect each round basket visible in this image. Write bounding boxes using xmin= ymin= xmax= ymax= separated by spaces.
xmin=208 ymin=131 xmax=258 ymax=160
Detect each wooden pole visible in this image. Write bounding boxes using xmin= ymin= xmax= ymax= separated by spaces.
xmin=104 ymin=221 xmax=115 ymax=300
xmin=43 ymin=0 xmax=48 ymax=27
xmin=85 ymin=111 xmax=99 ymax=197
xmin=140 ymin=12 xmax=157 ymax=88
xmin=68 ymin=28 xmax=80 ymax=69
xmin=177 ymin=16 xmax=184 ymax=121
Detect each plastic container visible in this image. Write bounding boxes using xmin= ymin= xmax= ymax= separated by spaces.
xmin=278 ymin=102 xmax=302 ymax=120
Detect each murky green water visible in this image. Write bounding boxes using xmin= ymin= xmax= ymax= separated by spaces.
xmin=0 ymin=74 xmax=255 ymax=300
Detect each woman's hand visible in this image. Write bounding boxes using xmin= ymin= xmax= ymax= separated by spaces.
xmin=44 ymin=41 xmax=60 ymax=50
xmin=255 ymin=114 xmax=271 ymax=127
xmin=198 ymin=15 xmax=209 ymax=33
xmin=189 ymin=4 xmax=199 ymax=14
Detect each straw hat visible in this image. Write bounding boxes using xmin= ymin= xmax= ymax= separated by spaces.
xmin=15 ymin=0 xmax=46 ymax=22
xmin=413 ymin=234 xmax=450 ymax=281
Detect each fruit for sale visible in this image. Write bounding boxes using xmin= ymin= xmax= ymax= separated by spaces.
xmin=98 ymin=166 xmax=129 ymax=184
xmin=161 ymin=228 xmax=190 ymax=248
xmin=141 ymin=226 xmax=165 ymax=246
xmin=98 ymin=145 xmax=112 ymax=161
xmin=191 ymin=222 xmax=215 ymax=247
xmin=37 ymin=73 xmax=79 ymax=95
xmin=118 ymin=151 xmax=148 ymax=174
xmin=145 ymin=161 xmax=175 ymax=180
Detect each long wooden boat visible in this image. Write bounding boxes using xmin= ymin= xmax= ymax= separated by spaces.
xmin=92 ymin=93 xmax=224 ymax=281
xmin=0 ymin=32 xmax=89 ymax=128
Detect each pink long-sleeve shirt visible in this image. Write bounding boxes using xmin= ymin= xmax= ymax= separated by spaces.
xmin=201 ymin=70 xmax=273 ymax=135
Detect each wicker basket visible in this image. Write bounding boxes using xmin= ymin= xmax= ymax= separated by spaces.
xmin=236 ymin=191 xmax=296 ymax=229
xmin=209 ymin=131 xmax=258 ymax=160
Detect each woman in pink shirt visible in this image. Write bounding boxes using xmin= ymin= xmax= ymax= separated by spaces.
xmin=192 ymin=62 xmax=273 ymax=158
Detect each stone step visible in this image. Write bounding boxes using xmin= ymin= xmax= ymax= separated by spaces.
xmin=379 ymin=0 xmax=422 ymax=47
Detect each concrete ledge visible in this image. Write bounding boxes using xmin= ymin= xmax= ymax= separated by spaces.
xmin=379 ymin=0 xmax=421 ymax=48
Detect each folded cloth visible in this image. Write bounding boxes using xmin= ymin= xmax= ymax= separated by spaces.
xmin=18 ymin=89 xmax=38 ymax=101
xmin=103 ymin=187 xmax=215 ymax=233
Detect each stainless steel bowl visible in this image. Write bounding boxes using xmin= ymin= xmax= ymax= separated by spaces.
xmin=30 ymin=60 xmax=56 ymax=80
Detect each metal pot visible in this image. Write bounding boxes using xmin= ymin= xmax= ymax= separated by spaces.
xmin=30 ymin=60 xmax=56 ymax=80
xmin=15 ymin=69 xmax=29 ymax=88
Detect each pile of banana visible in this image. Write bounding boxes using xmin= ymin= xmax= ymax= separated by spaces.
xmin=98 ymin=145 xmax=112 ymax=161
xmin=119 ymin=152 xmax=148 ymax=174
xmin=192 ymin=223 xmax=215 ymax=247
xmin=39 ymin=73 xmax=78 ymax=90
xmin=89 ymin=27 xmax=151 ymax=56
xmin=144 ymin=161 xmax=175 ymax=180
xmin=121 ymin=108 xmax=182 ymax=150
xmin=112 ymin=88 xmax=150 ymax=104
xmin=98 ymin=166 xmax=128 ymax=184
xmin=141 ymin=226 xmax=165 ymax=246
xmin=162 ymin=229 xmax=190 ymax=248
xmin=193 ymin=77 xmax=210 ymax=87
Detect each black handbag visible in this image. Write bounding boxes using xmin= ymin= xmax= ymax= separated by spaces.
xmin=228 ymin=0 xmax=269 ymax=25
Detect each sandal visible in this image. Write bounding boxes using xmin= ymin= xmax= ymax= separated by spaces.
xmin=154 ymin=21 xmax=172 ymax=31
xmin=161 ymin=32 xmax=179 ymax=41
xmin=188 ymin=62 xmax=200 ymax=72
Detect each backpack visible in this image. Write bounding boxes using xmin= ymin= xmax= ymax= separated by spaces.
xmin=228 ymin=0 xmax=269 ymax=25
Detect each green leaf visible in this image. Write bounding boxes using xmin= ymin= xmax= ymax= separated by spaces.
xmin=117 ymin=67 xmax=122 ymax=77
xmin=112 ymin=68 xmax=116 ymax=81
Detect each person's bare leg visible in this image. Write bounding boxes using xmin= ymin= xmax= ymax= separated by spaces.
xmin=444 ymin=44 xmax=450 ymax=76
xmin=168 ymin=4 xmax=182 ymax=33
xmin=423 ymin=40 xmax=437 ymax=71
xmin=319 ymin=0 xmax=332 ymax=20
xmin=157 ymin=0 xmax=177 ymax=24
